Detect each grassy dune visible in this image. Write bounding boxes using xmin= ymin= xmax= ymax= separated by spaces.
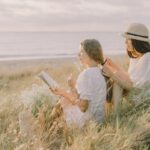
xmin=0 ymin=56 xmax=149 ymax=150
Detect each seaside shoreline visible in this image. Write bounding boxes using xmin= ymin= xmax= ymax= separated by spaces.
xmin=0 ymin=54 xmax=129 ymax=75
xmin=0 ymin=53 xmax=127 ymax=63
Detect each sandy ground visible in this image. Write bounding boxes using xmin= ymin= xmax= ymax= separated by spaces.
xmin=0 ymin=57 xmax=76 ymax=72
xmin=0 ymin=54 xmax=129 ymax=74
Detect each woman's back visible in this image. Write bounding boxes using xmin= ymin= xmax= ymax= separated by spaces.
xmin=76 ymin=67 xmax=106 ymax=122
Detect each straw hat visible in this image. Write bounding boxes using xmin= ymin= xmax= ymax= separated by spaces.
xmin=122 ymin=23 xmax=150 ymax=42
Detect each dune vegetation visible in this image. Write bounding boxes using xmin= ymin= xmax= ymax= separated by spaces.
xmin=0 ymin=56 xmax=149 ymax=150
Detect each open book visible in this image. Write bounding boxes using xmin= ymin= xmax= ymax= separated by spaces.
xmin=38 ymin=71 xmax=59 ymax=88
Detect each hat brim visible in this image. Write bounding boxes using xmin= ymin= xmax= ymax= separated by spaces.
xmin=121 ymin=33 xmax=150 ymax=43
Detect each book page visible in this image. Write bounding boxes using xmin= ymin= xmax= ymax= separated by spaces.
xmin=38 ymin=71 xmax=59 ymax=88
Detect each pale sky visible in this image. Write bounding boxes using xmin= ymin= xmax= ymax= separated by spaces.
xmin=0 ymin=0 xmax=150 ymax=32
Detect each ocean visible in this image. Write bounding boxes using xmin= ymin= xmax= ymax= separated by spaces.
xmin=0 ymin=32 xmax=125 ymax=61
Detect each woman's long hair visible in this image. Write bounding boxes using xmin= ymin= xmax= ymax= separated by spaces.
xmin=127 ymin=39 xmax=150 ymax=58
xmin=80 ymin=39 xmax=105 ymax=65
xmin=81 ymin=39 xmax=113 ymax=103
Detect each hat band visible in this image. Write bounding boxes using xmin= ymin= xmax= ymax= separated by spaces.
xmin=126 ymin=32 xmax=149 ymax=38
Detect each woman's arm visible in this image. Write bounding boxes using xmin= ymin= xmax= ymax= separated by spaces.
xmin=102 ymin=58 xmax=133 ymax=90
xmin=59 ymin=89 xmax=89 ymax=112
xmin=50 ymin=87 xmax=89 ymax=112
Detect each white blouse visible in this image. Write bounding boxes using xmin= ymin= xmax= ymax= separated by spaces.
xmin=76 ymin=67 xmax=107 ymax=122
xmin=128 ymin=52 xmax=150 ymax=88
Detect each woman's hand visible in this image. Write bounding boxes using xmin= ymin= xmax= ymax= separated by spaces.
xmin=50 ymin=87 xmax=77 ymax=104
xmin=49 ymin=87 xmax=64 ymax=96
xmin=67 ymin=73 xmax=76 ymax=88
xmin=102 ymin=58 xmax=118 ymax=77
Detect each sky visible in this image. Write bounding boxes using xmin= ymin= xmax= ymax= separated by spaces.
xmin=0 ymin=0 xmax=150 ymax=32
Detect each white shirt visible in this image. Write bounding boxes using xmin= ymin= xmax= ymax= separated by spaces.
xmin=128 ymin=52 xmax=150 ymax=88
xmin=76 ymin=67 xmax=107 ymax=122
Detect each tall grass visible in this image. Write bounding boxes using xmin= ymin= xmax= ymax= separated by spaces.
xmin=0 ymin=57 xmax=149 ymax=150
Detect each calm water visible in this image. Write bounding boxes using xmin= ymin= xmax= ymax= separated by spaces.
xmin=0 ymin=32 xmax=125 ymax=61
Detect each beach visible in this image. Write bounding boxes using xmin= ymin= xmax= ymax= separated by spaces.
xmin=0 ymin=54 xmax=128 ymax=75
xmin=0 ymin=55 xmax=150 ymax=149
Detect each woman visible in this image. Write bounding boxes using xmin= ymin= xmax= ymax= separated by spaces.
xmin=50 ymin=39 xmax=107 ymax=127
xmin=102 ymin=23 xmax=150 ymax=91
